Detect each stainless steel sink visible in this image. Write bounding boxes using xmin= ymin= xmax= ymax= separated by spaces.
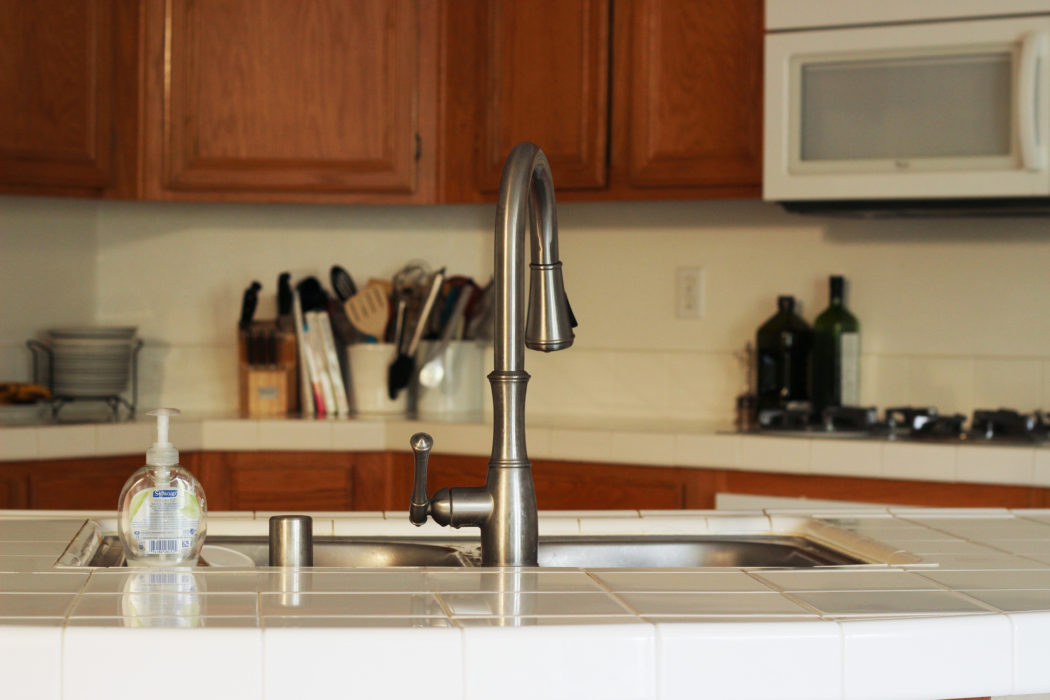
xmin=71 ymin=533 xmax=862 ymax=568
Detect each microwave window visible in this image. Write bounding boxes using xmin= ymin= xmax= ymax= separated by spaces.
xmin=799 ymin=52 xmax=1012 ymax=162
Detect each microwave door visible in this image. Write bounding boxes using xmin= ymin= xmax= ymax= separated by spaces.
xmin=764 ymin=16 xmax=1050 ymax=201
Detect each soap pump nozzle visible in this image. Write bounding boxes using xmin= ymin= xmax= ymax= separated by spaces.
xmin=146 ymin=408 xmax=180 ymax=468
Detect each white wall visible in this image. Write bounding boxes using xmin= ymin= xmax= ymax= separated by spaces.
xmin=4 ymin=195 xmax=1050 ymax=423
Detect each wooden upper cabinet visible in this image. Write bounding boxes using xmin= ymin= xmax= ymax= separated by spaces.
xmin=0 ymin=0 xmax=115 ymax=193
xmin=442 ymin=0 xmax=762 ymax=202
xmin=145 ymin=0 xmax=437 ymax=201
xmin=612 ymin=0 xmax=763 ymax=194
xmin=478 ymin=0 xmax=610 ymax=192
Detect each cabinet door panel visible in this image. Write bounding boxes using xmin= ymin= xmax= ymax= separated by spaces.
xmin=28 ymin=457 xmax=139 ymax=510
xmin=164 ymin=0 xmax=420 ymax=193
xmin=226 ymin=453 xmax=353 ymax=511
xmin=0 ymin=0 xmax=114 ymax=189
xmin=477 ymin=0 xmax=609 ymax=191
xmin=621 ymin=0 xmax=761 ymax=189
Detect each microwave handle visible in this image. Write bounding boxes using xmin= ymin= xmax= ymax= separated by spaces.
xmin=1019 ymin=31 xmax=1048 ymax=172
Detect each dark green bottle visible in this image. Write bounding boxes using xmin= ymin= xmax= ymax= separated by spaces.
xmin=755 ymin=296 xmax=814 ymax=414
xmin=812 ymin=276 xmax=860 ymax=414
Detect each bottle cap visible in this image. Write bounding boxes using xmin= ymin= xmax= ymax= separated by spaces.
xmin=829 ymin=276 xmax=845 ymax=298
xmin=146 ymin=408 xmax=180 ymax=467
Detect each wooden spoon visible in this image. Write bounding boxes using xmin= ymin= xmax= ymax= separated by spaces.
xmin=343 ymin=283 xmax=389 ymax=341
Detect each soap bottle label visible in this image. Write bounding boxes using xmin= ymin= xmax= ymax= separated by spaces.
xmin=128 ymin=488 xmax=201 ymax=557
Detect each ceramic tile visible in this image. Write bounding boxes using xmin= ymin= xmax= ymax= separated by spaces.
xmin=0 ymin=572 xmax=88 ymax=593
xmin=199 ymin=419 xmax=259 ymax=450
xmin=0 ymin=519 xmax=85 ymax=541
xmin=0 ymin=622 xmax=61 ymax=700
xmin=425 ymin=570 xmax=601 ymax=593
xmin=656 ymin=619 xmax=842 ymax=700
xmin=442 ymin=591 xmax=629 ymax=617
xmin=987 ymin=539 xmax=1050 ymax=554
xmin=258 ymin=592 xmax=446 ymax=617
xmin=331 ymin=516 xmax=454 ymax=537
xmin=258 ymin=570 xmax=430 ymax=593
xmin=973 ymin=357 xmax=1043 ymax=409
xmin=0 ymin=427 xmax=38 ymax=460
xmin=666 ymin=352 xmax=740 ymax=423
xmin=329 ymin=419 xmax=387 ymax=450
xmin=907 ymin=553 xmax=1049 ymax=570
xmin=70 ymin=593 xmax=258 ymax=618
xmin=907 ymin=356 xmax=975 ymax=412
xmin=753 ymin=569 xmax=941 ymax=592
xmin=616 ymin=592 xmax=812 ymax=617
xmin=0 ymin=541 xmax=68 ymax=556
xmin=65 ymin=616 xmax=259 ymax=628
xmin=0 ymin=593 xmax=75 ymax=617
xmin=703 ymin=513 xmax=772 ymax=533
xmin=607 ymin=431 xmax=675 ymax=467
xmin=1010 ymin=610 xmax=1050 ymax=694
xmin=900 ymin=539 xmax=1001 ymax=554
xmin=882 ymin=442 xmax=957 ymax=481
xmin=263 ymin=625 xmax=463 ymax=700
xmin=577 ymin=514 xmax=648 ymax=535
xmin=674 ymin=433 xmax=738 ymax=469
xmin=462 ymin=622 xmax=656 ymax=700
xmin=920 ymin=569 xmax=1050 ymax=590
xmin=792 ymin=589 xmax=991 ymax=617
xmin=809 ymin=439 xmax=883 ymax=478
xmin=548 ymin=427 xmax=615 ymax=463
xmin=1033 ymin=450 xmax=1050 ymax=487
xmin=536 ymin=516 xmax=582 ymax=536
xmin=956 ymin=445 xmax=1034 ymax=486
xmin=455 ymin=615 xmax=642 ymax=626
xmin=962 ymin=588 xmax=1050 ymax=612
xmin=0 ymin=617 xmax=65 ymax=626
xmin=95 ymin=421 xmax=151 ymax=457
xmin=736 ymin=436 xmax=810 ymax=473
xmin=261 ymin=616 xmax=452 ymax=628
xmin=62 ymin=626 xmax=263 ymax=700
xmin=203 ymin=519 xmax=269 ymax=536
xmin=595 ymin=571 xmax=771 ymax=593
xmin=36 ymin=424 xmax=95 ymax=459
xmin=399 ymin=421 xmax=489 ymax=456
xmin=255 ymin=418 xmax=333 ymax=450
xmin=0 ymin=555 xmax=61 ymax=572
xmin=840 ymin=615 xmax=1012 ymax=700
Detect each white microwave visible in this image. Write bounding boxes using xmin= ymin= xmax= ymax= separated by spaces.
xmin=764 ymin=2 xmax=1050 ymax=214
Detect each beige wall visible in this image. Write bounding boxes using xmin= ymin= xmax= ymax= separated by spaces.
xmin=4 ymin=195 xmax=1050 ymax=422
xmin=0 ymin=197 xmax=98 ymax=383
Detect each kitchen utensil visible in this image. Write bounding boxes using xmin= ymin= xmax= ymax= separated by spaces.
xmin=330 ymin=265 xmax=357 ymax=301
xmin=344 ymin=284 xmax=389 ymax=341
xmin=463 ymin=278 xmax=494 ymax=341
xmin=277 ymin=273 xmax=293 ymax=331
xmin=238 ymin=281 xmax=262 ymax=330
xmin=386 ymin=299 xmax=408 ymax=399
xmin=418 ymin=286 xmax=473 ymax=388
xmin=387 ymin=268 xmax=445 ymax=399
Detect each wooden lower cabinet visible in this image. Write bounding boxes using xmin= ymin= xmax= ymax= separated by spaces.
xmin=1 ymin=451 xmax=1048 ymax=512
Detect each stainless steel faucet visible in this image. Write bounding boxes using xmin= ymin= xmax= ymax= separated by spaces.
xmin=408 ymin=142 xmax=576 ymax=566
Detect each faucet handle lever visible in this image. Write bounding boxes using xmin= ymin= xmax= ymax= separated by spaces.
xmin=409 ymin=432 xmax=433 ymax=525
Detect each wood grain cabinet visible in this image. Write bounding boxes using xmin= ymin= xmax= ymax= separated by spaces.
xmin=441 ymin=0 xmax=763 ymax=202
xmin=142 ymin=0 xmax=438 ymax=202
xmin=0 ymin=0 xmax=121 ymax=194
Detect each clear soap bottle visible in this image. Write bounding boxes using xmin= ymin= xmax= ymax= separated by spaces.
xmin=118 ymin=408 xmax=207 ymax=567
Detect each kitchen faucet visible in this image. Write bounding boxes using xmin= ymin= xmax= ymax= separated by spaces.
xmin=408 ymin=142 xmax=576 ymax=566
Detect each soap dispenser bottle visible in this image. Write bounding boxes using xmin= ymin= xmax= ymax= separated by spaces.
xmin=118 ymin=408 xmax=207 ymax=566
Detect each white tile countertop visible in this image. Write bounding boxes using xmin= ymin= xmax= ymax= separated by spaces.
xmin=3 ymin=414 xmax=1050 ymax=489
xmin=2 ymin=507 xmax=1050 ymax=699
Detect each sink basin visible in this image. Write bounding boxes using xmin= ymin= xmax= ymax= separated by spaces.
xmin=68 ymin=533 xmax=863 ymax=568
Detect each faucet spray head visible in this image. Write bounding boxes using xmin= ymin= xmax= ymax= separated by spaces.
xmin=525 ymin=261 xmax=577 ymax=352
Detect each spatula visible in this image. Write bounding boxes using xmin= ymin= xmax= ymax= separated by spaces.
xmin=344 ymin=284 xmax=389 ymax=341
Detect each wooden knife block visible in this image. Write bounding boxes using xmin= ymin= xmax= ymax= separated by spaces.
xmin=237 ymin=324 xmax=299 ymax=417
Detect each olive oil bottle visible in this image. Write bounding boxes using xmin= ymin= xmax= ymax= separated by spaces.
xmin=755 ymin=296 xmax=814 ymax=414
xmin=812 ymin=276 xmax=860 ymax=414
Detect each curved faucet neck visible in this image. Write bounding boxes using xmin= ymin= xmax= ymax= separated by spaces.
xmin=493 ymin=142 xmax=559 ymax=374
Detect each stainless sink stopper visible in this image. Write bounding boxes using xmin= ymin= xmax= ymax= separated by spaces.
xmin=269 ymin=515 xmax=313 ymax=567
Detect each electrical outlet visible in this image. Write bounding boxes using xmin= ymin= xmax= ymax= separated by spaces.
xmin=676 ymin=267 xmax=705 ymax=319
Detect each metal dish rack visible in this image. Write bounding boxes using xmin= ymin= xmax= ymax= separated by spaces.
xmin=26 ymin=339 xmax=143 ymax=421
